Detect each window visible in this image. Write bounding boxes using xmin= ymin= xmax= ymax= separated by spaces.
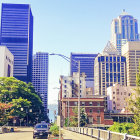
xmin=89 ymin=102 xmax=92 ymax=106
xmin=97 ymin=102 xmax=100 ymax=106
xmin=106 ymin=63 xmax=109 ymax=72
xmin=113 ymin=57 xmax=116 ymax=62
xmin=106 ymin=57 xmax=108 ymax=62
xmin=114 ymin=63 xmax=116 ymax=72
xmin=65 ymin=80 xmax=67 ymax=83
xmin=110 ymin=57 xmax=112 ymax=62
xmin=89 ymin=109 xmax=92 ymax=113
xmin=74 ymin=102 xmax=77 ymax=106
xmin=97 ymin=116 xmax=100 ymax=124
xmin=110 ymin=63 xmax=112 ymax=72
xmin=82 ymin=102 xmax=85 ymax=106
xmin=64 ymin=85 xmax=67 ymax=88
xmin=97 ymin=110 xmax=100 ymax=114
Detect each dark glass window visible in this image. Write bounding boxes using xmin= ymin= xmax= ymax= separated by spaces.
xmin=114 ymin=73 xmax=116 ymax=82
xmin=101 ymin=56 xmax=104 ymax=62
xmin=106 ymin=73 xmax=109 ymax=82
xmin=98 ymin=57 xmax=100 ymax=62
xmin=110 ymin=73 xmax=113 ymax=82
xmin=110 ymin=63 xmax=112 ymax=72
xmin=106 ymin=57 xmax=108 ymax=62
xmin=114 ymin=63 xmax=116 ymax=72
xmin=117 ymin=63 xmax=120 ymax=72
xmin=106 ymin=63 xmax=109 ymax=72
xmin=113 ymin=57 xmax=116 ymax=62
xmin=110 ymin=57 xmax=112 ymax=62
xmin=118 ymin=73 xmax=120 ymax=82
xmin=117 ymin=57 xmax=120 ymax=62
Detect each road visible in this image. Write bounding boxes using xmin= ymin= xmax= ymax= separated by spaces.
xmin=0 ymin=127 xmax=97 ymax=140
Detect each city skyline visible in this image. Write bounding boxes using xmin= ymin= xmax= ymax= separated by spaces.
xmin=1 ymin=0 xmax=140 ymax=104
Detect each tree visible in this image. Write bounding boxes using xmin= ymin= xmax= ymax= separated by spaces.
xmin=0 ymin=103 xmax=13 ymax=125
xmin=0 ymin=77 xmax=48 ymax=125
xmin=108 ymin=122 xmax=134 ymax=134
xmin=69 ymin=107 xmax=87 ymax=127
xmin=128 ymin=61 xmax=140 ymax=136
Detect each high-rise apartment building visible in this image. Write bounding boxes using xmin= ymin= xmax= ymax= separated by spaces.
xmin=60 ymin=72 xmax=86 ymax=98
xmin=122 ymin=41 xmax=140 ymax=86
xmin=70 ymin=53 xmax=98 ymax=93
xmin=32 ymin=52 xmax=49 ymax=113
xmin=1 ymin=3 xmax=33 ymax=82
xmin=94 ymin=42 xmax=126 ymax=95
xmin=111 ymin=10 xmax=139 ymax=54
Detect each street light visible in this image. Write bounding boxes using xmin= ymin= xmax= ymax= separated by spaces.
xmin=50 ymin=53 xmax=81 ymax=127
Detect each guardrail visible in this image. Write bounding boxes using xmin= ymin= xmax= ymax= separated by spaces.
xmin=67 ymin=127 xmax=140 ymax=140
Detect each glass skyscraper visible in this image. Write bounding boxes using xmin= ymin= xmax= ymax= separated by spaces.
xmin=111 ymin=10 xmax=139 ymax=54
xmin=32 ymin=52 xmax=49 ymax=114
xmin=0 ymin=3 xmax=33 ymax=82
xmin=70 ymin=53 xmax=98 ymax=91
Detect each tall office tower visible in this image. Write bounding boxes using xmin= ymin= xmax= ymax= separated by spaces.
xmin=111 ymin=10 xmax=139 ymax=54
xmin=70 ymin=53 xmax=98 ymax=93
xmin=32 ymin=52 xmax=49 ymax=114
xmin=94 ymin=42 xmax=126 ymax=95
xmin=122 ymin=41 xmax=140 ymax=86
xmin=1 ymin=3 xmax=33 ymax=82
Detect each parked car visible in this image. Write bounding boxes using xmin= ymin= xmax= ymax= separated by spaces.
xmin=33 ymin=121 xmax=50 ymax=139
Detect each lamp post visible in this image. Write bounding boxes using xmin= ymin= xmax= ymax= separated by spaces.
xmin=50 ymin=53 xmax=80 ymax=127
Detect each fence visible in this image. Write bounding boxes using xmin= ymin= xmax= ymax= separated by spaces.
xmin=67 ymin=127 xmax=140 ymax=140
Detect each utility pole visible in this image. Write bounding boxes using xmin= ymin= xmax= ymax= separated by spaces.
xmin=78 ymin=61 xmax=80 ymax=128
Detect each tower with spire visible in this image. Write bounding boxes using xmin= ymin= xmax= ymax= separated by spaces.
xmin=111 ymin=11 xmax=139 ymax=54
xmin=94 ymin=41 xmax=126 ymax=95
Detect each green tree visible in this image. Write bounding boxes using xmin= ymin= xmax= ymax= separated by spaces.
xmin=128 ymin=62 xmax=140 ymax=136
xmin=69 ymin=107 xmax=87 ymax=127
xmin=108 ymin=122 xmax=134 ymax=134
xmin=0 ymin=77 xmax=48 ymax=125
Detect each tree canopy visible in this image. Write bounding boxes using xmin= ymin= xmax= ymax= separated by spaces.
xmin=0 ymin=77 xmax=48 ymax=126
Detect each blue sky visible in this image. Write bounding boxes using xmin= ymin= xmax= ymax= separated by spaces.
xmin=1 ymin=0 xmax=140 ymax=104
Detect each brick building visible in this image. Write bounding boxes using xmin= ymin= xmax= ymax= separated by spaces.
xmin=60 ymin=97 xmax=113 ymax=127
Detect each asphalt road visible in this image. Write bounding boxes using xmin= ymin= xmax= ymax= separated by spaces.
xmin=0 ymin=127 xmax=47 ymax=140
xmin=0 ymin=127 xmax=96 ymax=140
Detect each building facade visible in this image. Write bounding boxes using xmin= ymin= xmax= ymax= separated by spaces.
xmin=70 ymin=53 xmax=98 ymax=93
xmin=122 ymin=41 xmax=140 ymax=86
xmin=111 ymin=10 xmax=139 ymax=54
xmin=0 ymin=46 xmax=14 ymax=77
xmin=60 ymin=72 xmax=86 ymax=98
xmin=61 ymin=97 xmax=113 ymax=127
xmin=1 ymin=3 xmax=33 ymax=83
xmin=107 ymin=84 xmax=135 ymax=113
xmin=94 ymin=42 xmax=126 ymax=95
xmin=32 ymin=52 xmax=49 ymax=113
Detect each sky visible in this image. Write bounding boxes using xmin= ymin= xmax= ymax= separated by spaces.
xmin=1 ymin=0 xmax=140 ymax=105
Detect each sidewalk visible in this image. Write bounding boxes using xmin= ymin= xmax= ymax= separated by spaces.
xmin=62 ymin=129 xmax=97 ymax=140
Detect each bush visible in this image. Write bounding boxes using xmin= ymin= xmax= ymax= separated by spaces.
xmin=108 ymin=122 xmax=134 ymax=134
xmin=50 ymin=124 xmax=59 ymax=136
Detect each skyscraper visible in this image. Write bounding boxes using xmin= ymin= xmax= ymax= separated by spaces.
xmin=70 ymin=53 xmax=98 ymax=93
xmin=111 ymin=10 xmax=139 ymax=54
xmin=94 ymin=42 xmax=126 ymax=95
xmin=32 ymin=52 xmax=49 ymax=114
xmin=122 ymin=41 xmax=140 ymax=86
xmin=1 ymin=3 xmax=33 ymax=82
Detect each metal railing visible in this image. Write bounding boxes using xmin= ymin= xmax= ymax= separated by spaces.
xmin=67 ymin=127 xmax=140 ymax=140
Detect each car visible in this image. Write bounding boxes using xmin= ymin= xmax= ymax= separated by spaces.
xmin=33 ymin=121 xmax=50 ymax=139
